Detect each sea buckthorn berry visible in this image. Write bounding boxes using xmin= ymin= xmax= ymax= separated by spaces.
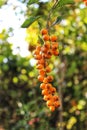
xmin=37 ymin=59 xmax=45 ymax=65
xmin=45 ymin=83 xmax=52 ymax=89
xmin=49 ymin=106 xmax=55 ymax=112
xmin=42 ymin=89 xmax=49 ymax=95
xmin=45 ymin=66 xmax=51 ymax=73
xmin=43 ymin=35 xmax=50 ymax=41
xmin=41 ymin=28 xmax=48 ymax=35
xmin=54 ymin=101 xmax=60 ymax=108
xmin=38 ymin=75 xmax=44 ymax=82
xmin=52 ymin=50 xmax=59 ymax=56
xmin=40 ymin=83 xmax=46 ymax=89
xmin=36 ymin=45 xmax=41 ymax=51
xmin=43 ymin=95 xmax=48 ymax=101
xmin=52 ymin=43 xmax=58 ymax=49
xmin=47 ymin=50 xmax=52 ymax=58
xmin=43 ymin=77 xmax=48 ymax=83
xmin=46 ymin=100 xmax=53 ymax=107
xmin=43 ymin=94 xmax=52 ymax=101
xmin=53 ymin=96 xmax=59 ymax=101
xmin=50 ymin=35 xmax=57 ymax=42
xmin=39 ymin=69 xmax=45 ymax=76
xmin=41 ymin=46 xmax=48 ymax=53
xmin=44 ymin=41 xmax=50 ymax=49
xmin=50 ymin=87 xmax=56 ymax=93
xmin=36 ymin=64 xmax=44 ymax=69
xmin=45 ymin=54 xmax=51 ymax=59
xmin=47 ymin=75 xmax=53 ymax=82
xmin=33 ymin=50 xmax=39 ymax=55
xmin=34 ymin=54 xmax=42 ymax=60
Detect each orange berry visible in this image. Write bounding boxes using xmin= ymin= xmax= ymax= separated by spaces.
xmin=44 ymin=41 xmax=50 ymax=49
xmin=41 ymin=46 xmax=48 ymax=53
xmin=45 ymin=66 xmax=51 ymax=73
xmin=36 ymin=45 xmax=41 ymax=51
xmin=33 ymin=50 xmax=39 ymax=55
xmin=41 ymin=28 xmax=48 ymax=35
xmin=39 ymin=69 xmax=45 ymax=76
xmin=48 ymin=49 xmax=52 ymax=55
xmin=45 ymin=54 xmax=51 ymax=59
xmin=50 ymin=87 xmax=56 ymax=93
xmin=36 ymin=64 xmax=44 ymax=69
xmin=43 ymin=77 xmax=48 ymax=83
xmin=40 ymin=83 xmax=46 ymax=89
xmin=37 ymin=59 xmax=45 ymax=65
xmin=43 ymin=94 xmax=52 ymax=101
xmin=53 ymin=96 xmax=59 ymax=101
xmin=52 ymin=50 xmax=59 ymax=56
xmin=49 ymin=106 xmax=55 ymax=112
xmin=42 ymin=89 xmax=49 ymax=95
xmin=54 ymin=101 xmax=60 ymax=108
xmin=38 ymin=75 xmax=44 ymax=82
xmin=45 ymin=83 xmax=52 ymax=90
xmin=46 ymin=100 xmax=53 ymax=107
xmin=47 ymin=75 xmax=53 ymax=82
xmin=34 ymin=54 xmax=42 ymax=60
xmin=43 ymin=35 xmax=50 ymax=41
xmin=52 ymin=43 xmax=58 ymax=49
xmin=50 ymin=35 xmax=57 ymax=42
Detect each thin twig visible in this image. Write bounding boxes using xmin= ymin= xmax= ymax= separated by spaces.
xmin=46 ymin=0 xmax=59 ymax=30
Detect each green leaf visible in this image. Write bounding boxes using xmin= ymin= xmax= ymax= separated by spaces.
xmin=52 ymin=16 xmax=62 ymax=26
xmin=21 ymin=16 xmax=40 ymax=28
xmin=56 ymin=0 xmax=74 ymax=7
xmin=28 ymin=0 xmax=39 ymax=5
xmin=38 ymin=35 xmax=44 ymax=45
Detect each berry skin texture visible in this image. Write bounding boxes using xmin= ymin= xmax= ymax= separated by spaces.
xmin=50 ymin=36 xmax=57 ymax=42
xmin=43 ymin=94 xmax=52 ymax=101
xmin=36 ymin=64 xmax=44 ymax=69
xmin=40 ymin=83 xmax=46 ymax=89
xmin=52 ymin=43 xmax=58 ymax=49
xmin=43 ymin=77 xmax=49 ymax=84
xmin=46 ymin=100 xmax=53 ymax=107
xmin=41 ymin=29 xmax=48 ymax=35
xmin=39 ymin=69 xmax=45 ymax=76
xmin=43 ymin=35 xmax=50 ymax=41
xmin=45 ymin=66 xmax=51 ymax=73
xmin=52 ymin=50 xmax=59 ymax=56
xmin=54 ymin=101 xmax=60 ymax=108
xmin=49 ymin=106 xmax=55 ymax=112
xmin=38 ymin=75 xmax=44 ymax=82
xmin=47 ymin=75 xmax=54 ymax=82
xmin=44 ymin=41 xmax=50 ymax=49
xmin=42 ymin=89 xmax=49 ymax=95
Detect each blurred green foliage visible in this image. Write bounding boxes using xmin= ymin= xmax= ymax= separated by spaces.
xmin=0 ymin=0 xmax=87 ymax=130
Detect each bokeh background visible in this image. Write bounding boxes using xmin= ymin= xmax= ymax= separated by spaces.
xmin=0 ymin=0 xmax=87 ymax=130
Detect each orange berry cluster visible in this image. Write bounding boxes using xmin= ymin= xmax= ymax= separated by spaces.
xmin=83 ymin=0 xmax=87 ymax=6
xmin=33 ymin=28 xmax=60 ymax=112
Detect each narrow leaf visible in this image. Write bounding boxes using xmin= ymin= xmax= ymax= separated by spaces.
xmin=21 ymin=16 xmax=40 ymax=28
xmin=52 ymin=16 xmax=62 ymax=26
xmin=28 ymin=0 xmax=39 ymax=5
xmin=38 ymin=35 xmax=44 ymax=45
xmin=56 ymin=0 xmax=74 ymax=7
